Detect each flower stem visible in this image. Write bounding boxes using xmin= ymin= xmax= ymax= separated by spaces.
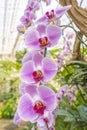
xmin=44 ymin=47 xmax=47 ymax=57
xmin=76 ymin=84 xmax=87 ymax=104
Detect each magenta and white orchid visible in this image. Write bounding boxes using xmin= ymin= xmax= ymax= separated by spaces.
xmin=17 ymin=85 xmax=57 ymax=122
xmin=37 ymin=5 xmax=71 ymax=25
xmin=20 ymin=52 xmax=57 ymax=84
xmin=14 ymin=0 xmax=72 ymax=129
xmin=25 ymin=24 xmax=61 ymax=50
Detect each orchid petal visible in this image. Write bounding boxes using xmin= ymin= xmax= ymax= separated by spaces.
xmin=18 ymin=94 xmax=38 ymax=122
xmin=38 ymin=86 xmax=57 ymax=110
xmin=33 ymin=52 xmax=44 ymax=67
xmin=29 ymin=12 xmax=36 ymax=20
xmin=19 ymin=82 xmax=26 ymax=96
xmin=22 ymin=52 xmax=33 ymax=64
xmin=37 ymin=24 xmax=46 ymax=36
xmin=19 ymin=83 xmax=37 ymax=97
xmin=33 ymin=1 xmax=39 ymax=10
xmin=20 ymin=61 xmax=35 ymax=84
xmin=42 ymin=58 xmax=57 ymax=82
xmin=36 ymin=16 xmax=47 ymax=24
xmin=25 ymin=28 xmax=40 ymax=50
xmin=47 ymin=25 xmax=61 ymax=46
xmin=55 ymin=5 xmax=71 ymax=18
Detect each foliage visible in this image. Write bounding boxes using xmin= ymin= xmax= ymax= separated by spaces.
xmin=47 ymin=47 xmax=87 ymax=130
xmin=55 ymin=105 xmax=87 ymax=130
xmin=0 ymin=51 xmax=24 ymax=118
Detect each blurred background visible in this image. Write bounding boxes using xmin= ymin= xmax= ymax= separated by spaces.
xmin=0 ymin=0 xmax=87 ymax=130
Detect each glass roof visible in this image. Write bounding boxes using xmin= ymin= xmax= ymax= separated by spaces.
xmin=0 ymin=0 xmax=28 ymax=55
xmin=0 ymin=0 xmax=86 ymax=57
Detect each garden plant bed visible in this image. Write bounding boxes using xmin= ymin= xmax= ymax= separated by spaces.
xmin=0 ymin=119 xmax=25 ymax=130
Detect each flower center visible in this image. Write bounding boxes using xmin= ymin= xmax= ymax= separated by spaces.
xmin=32 ymin=70 xmax=43 ymax=82
xmin=46 ymin=10 xmax=55 ymax=20
xmin=24 ymin=17 xmax=30 ymax=24
xmin=33 ymin=101 xmax=46 ymax=115
xmin=39 ymin=36 xmax=49 ymax=47
xmin=29 ymin=6 xmax=33 ymax=11
xmin=43 ymin=117 xmax=49 ymax=124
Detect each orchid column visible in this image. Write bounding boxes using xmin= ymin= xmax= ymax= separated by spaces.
xmin=14 ymin=0 xmax=71 ymax=130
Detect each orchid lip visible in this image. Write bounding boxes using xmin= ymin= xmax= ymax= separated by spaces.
xmin=32 ymin=70 xmax=43 ymax=82
xmin=33 ymin=100 xmax=46 ymax=115
xmin=39 ymin=36 xmax=49 ymax=48
xmin=45 ymin=10 xmax=55 ymax=20
xmin=29 ymin=6 xmax=33 ymax=11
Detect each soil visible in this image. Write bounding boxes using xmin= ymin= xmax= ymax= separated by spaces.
xmin=0 ymin=119 xmax=25 ymax=130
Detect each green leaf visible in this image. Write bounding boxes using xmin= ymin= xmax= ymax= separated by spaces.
xmin=70 ymin=122 xmax=87 ymax=130
xmin=57 ymin=109 xmax=70 ymax=116
xmin=68 ymin=60 xmax=87 ymax=66
xmin=64 ymin=116 xmax=75 ymax=122
xmin=78 ymin=105 xmax=87 ymax=122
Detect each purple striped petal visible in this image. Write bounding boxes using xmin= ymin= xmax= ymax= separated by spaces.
xmin=47 ymin=25 xmax=61 ymax=46
xmin=59 ymin=85 xmax=68 ymax=96
xmin=42 ymin=58 xmax=57 ymax=82
xmin=55 ymin=5 xmax=71 ymax=18
xmin=33 ymin=52 xmax=44 ymax=67
xmin=25 ymin=28 xmax=40 ymax=50
xmin=19 ymin=83 xmax=37 ymax=97
xmin=18 ymin=94 xmax=38 ymax=122
xmin=29 ymin=12 xmax=36 ymax=20
xmin=22 ymin=52 xmax=33 ymax=64
xmin=20 ymin=61 xmax=35 ymax=84
xmin=36 ymin=16 xmax=47 ymax=24
xmin=38 ymin=86 xmax=57 ymax=110
xmin=37 ymin=24 xmax=46 ymax=35
xmin=25 ymin=85 xmax=38 ymax=98
xmin=19 ymin=82 xmax=26 ymax=96
xmin=33 ymin=1 xmax=39 ymax=10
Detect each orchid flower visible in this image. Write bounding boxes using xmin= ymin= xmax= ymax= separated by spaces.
xmin=19 ymin=83 xmax=56 ymax=129
xmin=65 ymin=32 xmax=75 ymax=40
xmin=37 ymin=111 xmax=55 ymax=129
xmin=57 ymin=56 xmax=63 ymax=70
xmin=17 ymin=24 xmax=25 ymax=33
xmin=59 ymin=85 xmax=68 ymax=96
xmin=56 ymin=85 xmax=68 ymax=102
xmin=20 ymin=11 xmax=35 ymax=27
xmin=68 ymin=93 xmax=76 ymax=101
xmin=42 ymin=0 xmax=51 ymax=5
xmin=68 ymin=85 xmax=77 ymax=101
xmin=37 ymin=5 xmax=71 ymax=25
xmin=18 ymin=0 xmax=39 ymax=30
xmin=24 ymin=0 xmax=39 ymax=21
xmin=57 ymin=35 xmax=72 ymax=69
xmin=25 ymin=0 xmax=39 ymax=12
xmin=56 ymin=93 xmax=62 ymax=102
xmin=25 ymin=24 xmax=61 ymax=50
xmin=17 ymin=85 xmax=57 ymax=123
xmin=20 ymin=52 xmax=57 ymax=84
